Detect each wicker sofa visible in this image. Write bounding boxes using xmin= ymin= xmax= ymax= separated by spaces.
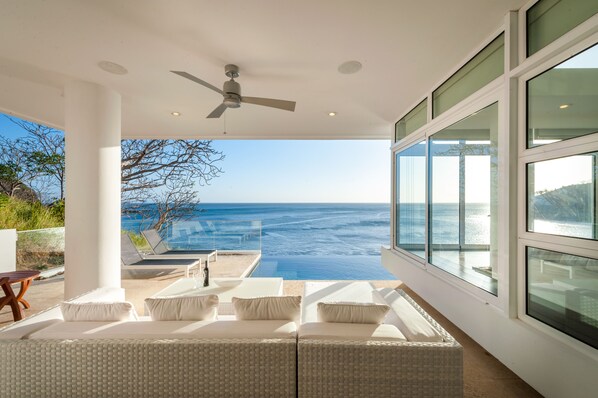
xmin=0 ymin=283 xmax=462 ymax=398
xmin=0 ymin=287 xmax=296 ymax=398
xmin=298 ymin=282 xmax=463 ymax=398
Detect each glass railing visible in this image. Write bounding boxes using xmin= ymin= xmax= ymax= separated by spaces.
xmin=16 ymin=227 xmax=65 ymax=272
xmin=158 ymin=220 xmax=262 ymax=252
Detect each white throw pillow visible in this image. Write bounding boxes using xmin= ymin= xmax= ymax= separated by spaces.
xmin=144 ymin=295 xmax=219 ymax=321
xmin=61 ymin=302 xmax=138 ymax=322
xmin=317 ymin=302 xmax=389 ymax=324
xmin=232 ymin=296 xmax=302 ymax=322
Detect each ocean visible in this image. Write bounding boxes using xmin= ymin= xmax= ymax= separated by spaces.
xmin=122 ymin=203 xmax=396 ymax=280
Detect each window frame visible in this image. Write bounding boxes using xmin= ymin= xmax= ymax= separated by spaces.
xmin=516 ymin=28 xmax=598 ymax=354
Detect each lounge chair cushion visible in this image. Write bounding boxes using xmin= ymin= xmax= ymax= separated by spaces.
xmin=233 ymin=296 xmax=302 ymax=322
xmin=373 ymin=288 xmax=444 ymax=342
xmin=61 ymin=301 xmax=139 ymax=322
xmin=317 ymin=302 xmax=390 ymax=324
xmin=145 ymin=295 xmax=219 ymax=321
xmin=299 ymin=322 xmax=406 ymax=341
xmin=27 ymin=320 xmax=297 ymax=340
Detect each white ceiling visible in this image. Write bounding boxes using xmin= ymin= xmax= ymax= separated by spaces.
xmin=0 ymin=0 xmax=526 ymax=139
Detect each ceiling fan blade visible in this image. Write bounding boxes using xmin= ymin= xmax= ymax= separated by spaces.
xmin=242 ymin=96 xmax=296 ymax=112
xmin=207 ymin=103 xmax=228 ymax=118
xmin=171 ymin=71 xmax=223 ymax=95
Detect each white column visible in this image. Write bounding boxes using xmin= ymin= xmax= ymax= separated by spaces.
xmin=64 ymin=81 xmax=121 ymax=298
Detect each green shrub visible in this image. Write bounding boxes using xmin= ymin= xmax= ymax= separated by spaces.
xmin=0 ymin=195 xmax=64 ymax=231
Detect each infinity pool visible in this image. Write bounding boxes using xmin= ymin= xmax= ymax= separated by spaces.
xmin=249 ymin=255 xmax=396 ymax=280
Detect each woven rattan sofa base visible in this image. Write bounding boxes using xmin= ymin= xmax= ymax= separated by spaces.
xmin=298 ymin=289 xmax=463 ymax=398
xmin=0 ymin=338 xmax=296 ymax=398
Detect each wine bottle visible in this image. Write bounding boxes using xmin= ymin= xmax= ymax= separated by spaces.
xmin=203 ymin=262 xmax=210 ymax=287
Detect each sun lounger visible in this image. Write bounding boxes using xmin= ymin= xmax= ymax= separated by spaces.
xmin=121 ymin=234 xmax=200 ymax=277
xmin=141 ymin=229 xmax=218 ymax=267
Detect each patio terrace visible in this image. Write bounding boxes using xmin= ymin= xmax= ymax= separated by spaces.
xmin=0 ymin=253 xmax=539 ymax=398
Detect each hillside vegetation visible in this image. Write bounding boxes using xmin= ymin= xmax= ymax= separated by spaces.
xmin=0 ymin=194 xmax=64 ymax=231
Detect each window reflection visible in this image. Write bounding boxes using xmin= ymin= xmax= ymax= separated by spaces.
xmin=527 ymin=154 xmax=597 ymax=240
xmin=527 ymin=247 xmax=598 ymax=349
xmin=527 ymin=44 xmax=598 ymax=148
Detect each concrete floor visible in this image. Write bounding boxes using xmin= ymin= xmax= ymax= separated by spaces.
xmin=0 ymin=253 xmax=541 ymax=398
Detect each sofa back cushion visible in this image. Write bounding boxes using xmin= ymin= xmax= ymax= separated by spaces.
xmin=317 ymin=302 xmax=389 ymax=324
xmin=145 ymin=295 xmax=218 ymax=321
xmin=302 ymin=281 xmax=376 ymax=323
xmin=233 ymin=296 xmax=302 ymax=322
xmin=61 ymin=302 xmax=139 ymax=322
xmin=299 ymin=322 xmax=406 ymax=341
xmin=373 ymin=288 xmax=444 ymax=342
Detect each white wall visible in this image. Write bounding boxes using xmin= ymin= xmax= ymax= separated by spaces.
xmin=382 ymin=248 xmax=598 ymax=398
xmin=0 ymin=229 xmax=17 ymax=273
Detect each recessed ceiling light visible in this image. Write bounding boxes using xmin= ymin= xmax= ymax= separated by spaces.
xmin=171 ymin=112 xmax=181 ymax=116
xmin=559 ymin=104 xmax=570 ymax=109
xmin=98 ymin=61 xmax=128 ymax=75
xmin=328 ymin=112 xmax=337 ymax=116
xmin=338 ymin=60 xmax=362 ymax=74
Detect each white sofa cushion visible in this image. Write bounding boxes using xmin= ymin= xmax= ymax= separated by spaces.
xmin=232 ymin=296 xmax=302 ymax=322
xmin=317 ymin=302 xmax=389 ymax=324
xmin=145 ymin=295 xmax=219 ymax=321
xmin=299 ymin=322 xmax=406 ymax=341
xmin=0 ymin=287 xmax=127 ymax=340
xmin=61 ymin=302 xmax=139 ymax=322
xmin=373 ymin=288 xmax=444 ymax=342
xmin=27 ymin=319 xmax=297 ymax=340
xmin=302 ymin=281 xmax=376 ymax=323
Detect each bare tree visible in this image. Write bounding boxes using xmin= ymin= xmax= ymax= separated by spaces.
xmin=2 ymin=117 xmax=225 ymax=228
xmin=2 ymin=118 xmax=65 ymax=202
xmin=0 ymin=136 xmax=38 ymax=200
xmin=121 ymin=139 xmax=224 ymax=231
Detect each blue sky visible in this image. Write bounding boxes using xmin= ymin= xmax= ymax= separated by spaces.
xmin=0 ymin=114 xmax=390 ymax=203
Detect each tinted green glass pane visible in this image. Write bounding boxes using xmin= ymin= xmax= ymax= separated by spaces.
xmin=527 ymin=153 xmax=597 ymax=239
xmin=527 ymin=0 xmax=598 ymax=57
xmin=527 ymin=44 xmax=598 ymax=148
xmin=433 ymin=34 xmax=504 ymax=118
xmin=428 ymin=102 xmax=499 ymax=295
xmin=395 ymin=100 xmax=427 ymax=142
xmin=527 ymin=246 xmax=598 ymax=349
xmin=395 ymin=141 xmax=426 ymax=258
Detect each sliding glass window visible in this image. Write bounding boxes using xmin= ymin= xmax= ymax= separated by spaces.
xmin=527 ymin=44 xmax=598 ymax=148
xmin=429 ymin=102 xmax=499 ymax=295
xmin=395 ymin=141 xmax=426 ymax=258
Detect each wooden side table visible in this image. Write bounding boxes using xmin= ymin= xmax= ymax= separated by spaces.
xmin=0 ymin=270 xmax=41 ymax=321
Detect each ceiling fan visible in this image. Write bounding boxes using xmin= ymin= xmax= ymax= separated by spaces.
xmin=171 ymin=64 xmax=296 ymax=118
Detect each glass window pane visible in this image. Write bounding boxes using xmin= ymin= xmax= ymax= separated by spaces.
xmin=433 ymin=34 xmax=504 ymax=118
xmin=395 ymin=100 xmax=427 ymax=142
xmin=395 ymin=141 xmax=426 ymax=258
xmin=429 ymin=102 xmax=498 ymax=295
xmin=527 ymin=44 xmax=598 ymax=148
xmin=527 ymin=0 xmax=598 ymax=57
xmin=527 ymin=153 xmax=597 ymax=239
xmin=527 ymin=247 xmax=598 ymax=349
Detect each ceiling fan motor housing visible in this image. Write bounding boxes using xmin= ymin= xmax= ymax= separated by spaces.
xmin=223 ymin=79 xmax=241 ymax=108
